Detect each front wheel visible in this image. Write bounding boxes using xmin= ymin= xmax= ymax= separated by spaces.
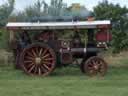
xmin=20 ymin=43 xmax=56 ymax=76
xmin=82 ymin=56 xmax=108 ymax=76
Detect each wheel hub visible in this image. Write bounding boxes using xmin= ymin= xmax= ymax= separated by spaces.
xmin=94 ymin=65 xmax=99 ymax=70
xmin=35 ymin=57 xmax=41 ymax=64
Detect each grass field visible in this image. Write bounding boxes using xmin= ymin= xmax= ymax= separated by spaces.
xmin=0 ymin=52 xmax=128 ymax=96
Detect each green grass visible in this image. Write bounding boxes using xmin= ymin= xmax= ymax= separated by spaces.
xmin=0 ymin=62 xmax=128 ymax=96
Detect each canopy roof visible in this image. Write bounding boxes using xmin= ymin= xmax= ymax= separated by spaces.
xmin=6 ymin=20 xmax=111 ymax=30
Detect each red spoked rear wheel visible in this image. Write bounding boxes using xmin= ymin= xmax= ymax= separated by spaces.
xmin=84 ymin=56 xmax=107 ymax=76
xmin=20 ymin=43 xmax=56 ymax=76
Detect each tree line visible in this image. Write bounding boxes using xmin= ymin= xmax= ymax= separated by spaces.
xmin=0 ymin=0 xmax=128 ymax=53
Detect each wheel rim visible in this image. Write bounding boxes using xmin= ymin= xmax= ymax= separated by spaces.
xmin=20 ymin=44 xmax=56 ymax=76
xmin=84 ymin=56 xmax=107 ymax=76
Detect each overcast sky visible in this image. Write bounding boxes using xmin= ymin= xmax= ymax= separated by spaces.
xmin=0 ymin=0 xmax=127 ymax=11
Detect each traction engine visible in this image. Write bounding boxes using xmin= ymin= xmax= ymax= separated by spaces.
xmin=6 ymin=19 xmax=111 ymax=77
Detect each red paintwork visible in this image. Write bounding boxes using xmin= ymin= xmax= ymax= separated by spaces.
xmin=96 ymin=29 xmax=112 ymax=42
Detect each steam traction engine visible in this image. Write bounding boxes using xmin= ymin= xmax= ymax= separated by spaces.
xmin=6 ymin=20 xmax=111 ymax=76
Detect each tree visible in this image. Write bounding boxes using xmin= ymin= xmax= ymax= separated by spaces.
xmin=0 ymin=0 xmax=15 ymax=27
xmin=11 ymin=0 xmax=68 ymax=21
xmin=25 ymin=0 xmax=44 ymax=20
xmin=94 ymin=1 xmax=128 ymax=52
xmin=0 ymin=0 xmax=15 ymax=49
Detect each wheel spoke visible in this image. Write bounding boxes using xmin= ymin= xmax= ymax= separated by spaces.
xmin=27 ymin=63 xmax=34 ymax=68
xmin=44 ymin=58 xmax=54 ymax=61
xmin=98 ymin=61 xmax=103 ymax=66
xmin=38 ymin=67 xmax=41 ymax=75
xmin=39 ymin=48 xmax=43 ymax=56
xmin=28 ymin=65 xmax=35 ymax=73
xmin=42 ymin=61 xmax=51 ymax=65
xmin=26 ymin=56 xmax=34 ymax=61
xmin=41 ymin=49 xmax=48 ymax=57
xmin=31 ymin=49 xmax=37 ymax=57
xmin=26 ymin=52 xmax=34 ymax=58
xmin=99 ymin=64 xmax=105 ymax=72
xmin=40 ymin=65 xmax=48 ymax=73
xmin=92 ymin=60 xmax=96 ymax=65
xmin=42 ymin=53 xmax=50 ymax=59
xmin=35 ymin=47 xmax=39 ymax=57
xmin=42 ymin=64 xmax=50 ymax=71
xmin=24 ymin=60 xmax=33 ymax=63
xmin=34 ymin=65 xmax=38 ymax=74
